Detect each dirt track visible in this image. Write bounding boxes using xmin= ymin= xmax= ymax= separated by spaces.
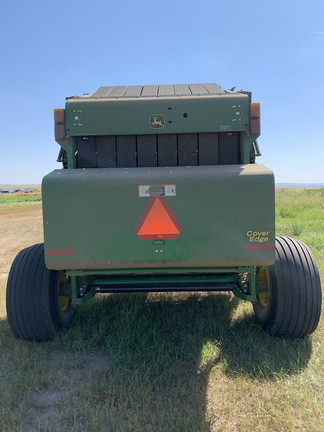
xmin=0 ymin=202 xmax=43 ymax=275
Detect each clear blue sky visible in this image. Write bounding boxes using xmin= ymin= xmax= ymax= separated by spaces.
xmin=1 ymin=0 xmax=323 ymax=184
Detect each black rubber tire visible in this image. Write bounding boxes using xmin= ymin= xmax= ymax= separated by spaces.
xmin=6 ymin=243 xmax=75 ymax=341
xmin=253 ymin=236 xmax=322 ymax=338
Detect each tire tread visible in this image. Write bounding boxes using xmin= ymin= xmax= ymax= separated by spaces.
xmin=254 ymin=236 xmax=321 ymax=338
xmin=6 ymin=243 xmax=74 ymax=341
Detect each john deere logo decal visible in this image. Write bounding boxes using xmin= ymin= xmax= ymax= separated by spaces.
xmin=149 ymin=114 xmax=165 ymax=129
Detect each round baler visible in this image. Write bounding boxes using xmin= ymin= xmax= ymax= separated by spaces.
xmin=6 ymin=83 xmax=322 ymax=341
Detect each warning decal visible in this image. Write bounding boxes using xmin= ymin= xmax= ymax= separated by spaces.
xmin=135 ymin=197 xmax=182 ymax=240
xmin=138 ymin=185 xmax=176 ymax=197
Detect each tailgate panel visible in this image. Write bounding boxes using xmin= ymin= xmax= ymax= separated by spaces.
xmin=42 ymin=164 xmax=275 ymax=270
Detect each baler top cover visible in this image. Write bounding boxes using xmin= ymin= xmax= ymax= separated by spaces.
xmin=87 ymin=83 xmax=226 ymax=98
xmin=63 ymin=83 xmax=252 ymax=137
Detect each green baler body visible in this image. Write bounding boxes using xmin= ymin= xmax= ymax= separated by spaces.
xmin=44 ymin=83 xmax=275 ymax=296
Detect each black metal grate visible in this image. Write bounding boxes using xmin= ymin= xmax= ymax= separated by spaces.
xmin=75 ymin=132 xmax=240 ymax=168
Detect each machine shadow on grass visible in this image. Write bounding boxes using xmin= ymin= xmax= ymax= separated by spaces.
xmin=52 ymin=292 xmax=313 ymax=431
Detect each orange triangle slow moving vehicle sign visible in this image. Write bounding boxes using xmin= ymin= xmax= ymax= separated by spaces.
xmin=135 ymin=197 xmax=182 ymax=240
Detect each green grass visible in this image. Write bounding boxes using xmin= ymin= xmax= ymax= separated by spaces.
xmin=0 ymin=190 xmax=42 ymax=205
xmin=275 ymin=187 xmax=324 ymax=275
xmin=0 ymin=187 xmax=323 ymax=431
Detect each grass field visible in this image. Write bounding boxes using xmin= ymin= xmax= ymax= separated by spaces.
xmin=0 ymin=188 xmax=323 ymax=431
xmin=0 ymin=187 xmax=42 ymax=206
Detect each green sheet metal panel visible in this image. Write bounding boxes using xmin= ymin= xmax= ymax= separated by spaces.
xmin=65 ymin=94 xmax=250 ymax=136
xmin=42 ymin=164 xmax=275 ymax=271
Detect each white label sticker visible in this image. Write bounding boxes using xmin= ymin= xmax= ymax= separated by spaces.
xmin=138 ymin=185 xmax=176 ymax=197
xmin=165 ymin=185 xmax=176 ymax=196
xmin=139 ymin=186 xmax=151 ymax=197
